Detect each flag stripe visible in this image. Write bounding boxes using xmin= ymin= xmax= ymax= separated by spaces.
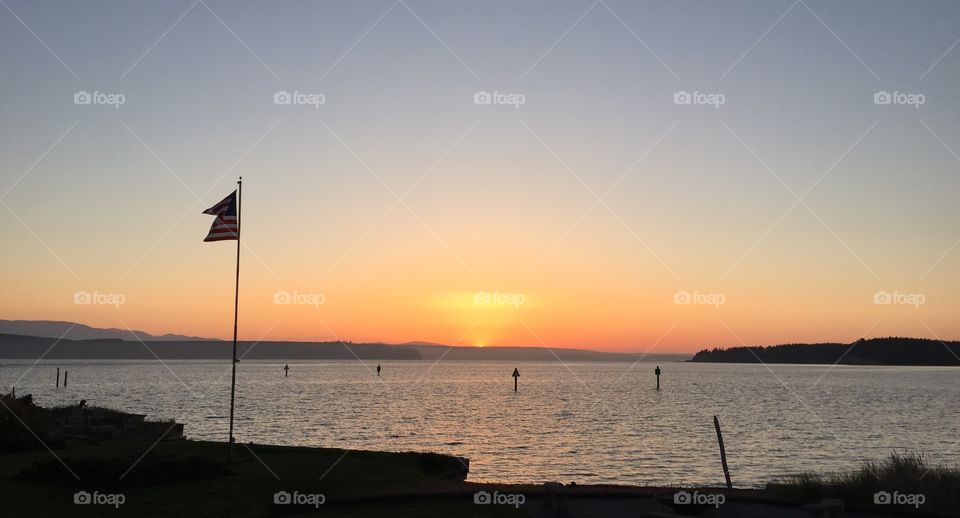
xmin=202 ymin=191 xmax=239 ymax=242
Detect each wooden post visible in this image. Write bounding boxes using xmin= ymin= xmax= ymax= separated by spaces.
xmin=512 ymin=368 xmax=520 ymax=392
xmin=714 ymin=415 xmax=732 ymax=488
xmin=655 ymin=366 xmax=661 ymax=390
xmin=64 ymin=371 xmax=68 ymax=387
xmin=56 ymin=368 xmax=60 ymax=388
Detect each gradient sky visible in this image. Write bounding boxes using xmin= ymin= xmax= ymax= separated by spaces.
xmin=2 ymin=0 xmax=959 ymax=352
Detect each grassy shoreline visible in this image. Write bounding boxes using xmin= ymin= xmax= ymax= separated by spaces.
xmin=4 ymin=438 xmax=959 ymax=517
xmin=766 ymin=453 xmax=960 ymax=516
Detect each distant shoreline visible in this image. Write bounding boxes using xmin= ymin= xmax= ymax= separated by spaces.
xmin=0 ymin=333 xmax=686 ymax=362
xmin=689 ymin=337 xmax=960 ymax=367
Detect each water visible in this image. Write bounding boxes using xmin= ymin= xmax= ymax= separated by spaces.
xmin=3 ymin=359 xmax=959 ymax=487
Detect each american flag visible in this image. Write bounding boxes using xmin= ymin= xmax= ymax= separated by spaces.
xmin=202 ymin=190 xmax=239 ymax=242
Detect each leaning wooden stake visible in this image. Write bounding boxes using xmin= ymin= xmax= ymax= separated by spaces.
xmin=714 ymin=415 xmax=732 ymax=489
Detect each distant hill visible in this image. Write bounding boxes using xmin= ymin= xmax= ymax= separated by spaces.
xmin=689 ymin=337 xmax=960 ymax=366
xmin=0 ymin=319 xmax=690 ymax=361
xmin=0 ymin=320 xmax=218 ymax=342
xmin=0 ymin=333 xmax=419 ymax=360
xmin=410 ymin=343 xmax=685 ymax=363
xmin=0 ymin=326 xmax=689 ymax=361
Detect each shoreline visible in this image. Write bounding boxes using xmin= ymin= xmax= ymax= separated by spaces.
xmin=4 ymin=437 xmax=949 ymax=517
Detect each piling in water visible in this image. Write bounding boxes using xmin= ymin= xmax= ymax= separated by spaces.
xmin=714 ymin=415 xmax=732 ymax=488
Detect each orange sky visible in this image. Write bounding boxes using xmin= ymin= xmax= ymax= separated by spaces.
xmin=3 ymin=202 xmax=957 ymax=354
xmin=2 ymin=1 xmax=959 ymax=353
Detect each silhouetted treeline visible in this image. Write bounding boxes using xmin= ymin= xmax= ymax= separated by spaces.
xmin=690 ymin=337 xmax=960 ymax=366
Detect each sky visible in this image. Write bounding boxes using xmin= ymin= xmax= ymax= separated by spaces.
xmin=1 ymin=0 xmax=959 ymax=353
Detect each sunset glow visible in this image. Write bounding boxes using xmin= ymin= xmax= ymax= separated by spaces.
xmin=1 ymin=1 xmax=958 ymax=353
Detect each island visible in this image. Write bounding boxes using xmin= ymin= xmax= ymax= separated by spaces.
xmin=689 ymin=337 xmax=960 ymax=366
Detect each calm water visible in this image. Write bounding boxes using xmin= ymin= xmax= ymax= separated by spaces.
xmin=3 ymin=359 xmax=959 ymax=487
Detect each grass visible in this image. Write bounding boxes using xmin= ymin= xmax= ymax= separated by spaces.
xmin=0 ymin=394 xmax=67 ymax=452
xmin=0 ymin=439 xmax=521 ymax=517
xmin=766 ymin=452 xmax=960 ymax=515
xmin=0 ymin=396 xmax=525 ymax=516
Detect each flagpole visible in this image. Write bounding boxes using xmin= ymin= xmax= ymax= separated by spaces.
xmin=228 ymin=177 xmax=241 ymax=460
